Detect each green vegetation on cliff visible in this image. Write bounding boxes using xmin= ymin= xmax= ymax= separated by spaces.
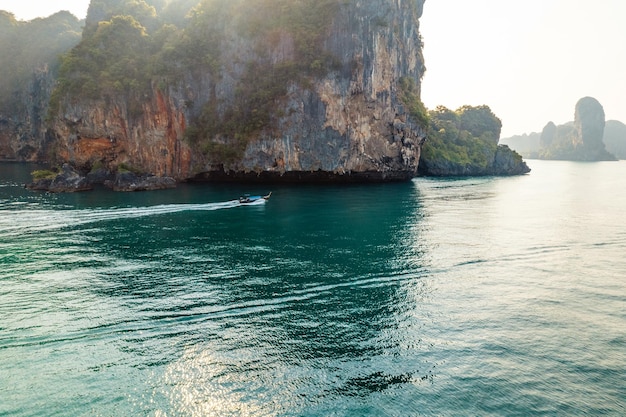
xmin=50 ymin=1 xmax=167 ymax=117
xmin=398 ymin=77 xmax=429 ymax=128
xmin=49 ymin=0 xmax=345 ymax=163
xmin=57 ymin=15 xmax=151 ymax=99
xmin=31 ymin=169 xmax=58 ymax=180
xmin=420 ymin=105 xmax=528 ymax=176
xmin=422 ymin=105 xmax=499 ymax=168
xmin=50 ymin=0 xmax=198 ymax=117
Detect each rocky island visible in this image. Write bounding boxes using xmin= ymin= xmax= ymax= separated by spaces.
xmin=2 ymin=0 xmax=529 ymax=191
xmin=501 ymin=97 xmax=623 ymax=161
xmin=418 ymin=105 xmax=530 ymax=176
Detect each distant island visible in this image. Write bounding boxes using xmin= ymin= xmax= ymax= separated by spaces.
xmin=501 ymin=97 xmax=625 ymax=161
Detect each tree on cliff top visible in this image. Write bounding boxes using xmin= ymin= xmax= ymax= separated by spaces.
xmin=85 ymin=0 xmax=159 ymax=34
xmin=421 ymin=105 xmax=500 ymax=170
xmin=55 ymin=15 xmax=151 ymax=102
xmin=457 ymin=105 xmax=502 ymax=144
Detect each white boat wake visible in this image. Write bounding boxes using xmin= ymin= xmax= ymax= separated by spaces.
xmin=0 ymin=198 xmax=266 ymax=236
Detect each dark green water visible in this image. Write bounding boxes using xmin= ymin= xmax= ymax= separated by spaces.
xmin=1 ymin=161 xmax=625 ymax=416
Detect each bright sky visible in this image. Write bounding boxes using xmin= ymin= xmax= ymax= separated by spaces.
xmin=0 ymin=0 xmax=89 ymax=21
xmin=420 ymin=0 xmax=626 ymax=136
xmin=2 ymin=0 xmax=625 ymax=137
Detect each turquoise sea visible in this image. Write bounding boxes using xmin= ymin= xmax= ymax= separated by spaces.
xmin=1 ymin=160 xmax=625 ymax=416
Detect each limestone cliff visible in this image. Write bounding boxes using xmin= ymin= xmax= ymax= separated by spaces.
xmin=47 ymin=0 xmax=427 ymax=182
xmin=50 ymin=88 xmax=192 ymax=179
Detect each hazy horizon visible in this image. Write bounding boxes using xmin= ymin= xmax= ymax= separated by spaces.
xmin=2 ymin=0 xmax=624 ymax=138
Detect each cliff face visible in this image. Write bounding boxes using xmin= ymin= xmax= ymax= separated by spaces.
xmin=48 ymin=0 xmax=427 ymax=182
xmin=240 ymin=0 xmax=426 ymax=181
xmin=51 ymin=89 xmax=192 ymax=179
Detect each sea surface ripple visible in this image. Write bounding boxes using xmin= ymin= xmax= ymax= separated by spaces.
xmin=0 ymin=161 xmax=625 ymax=416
